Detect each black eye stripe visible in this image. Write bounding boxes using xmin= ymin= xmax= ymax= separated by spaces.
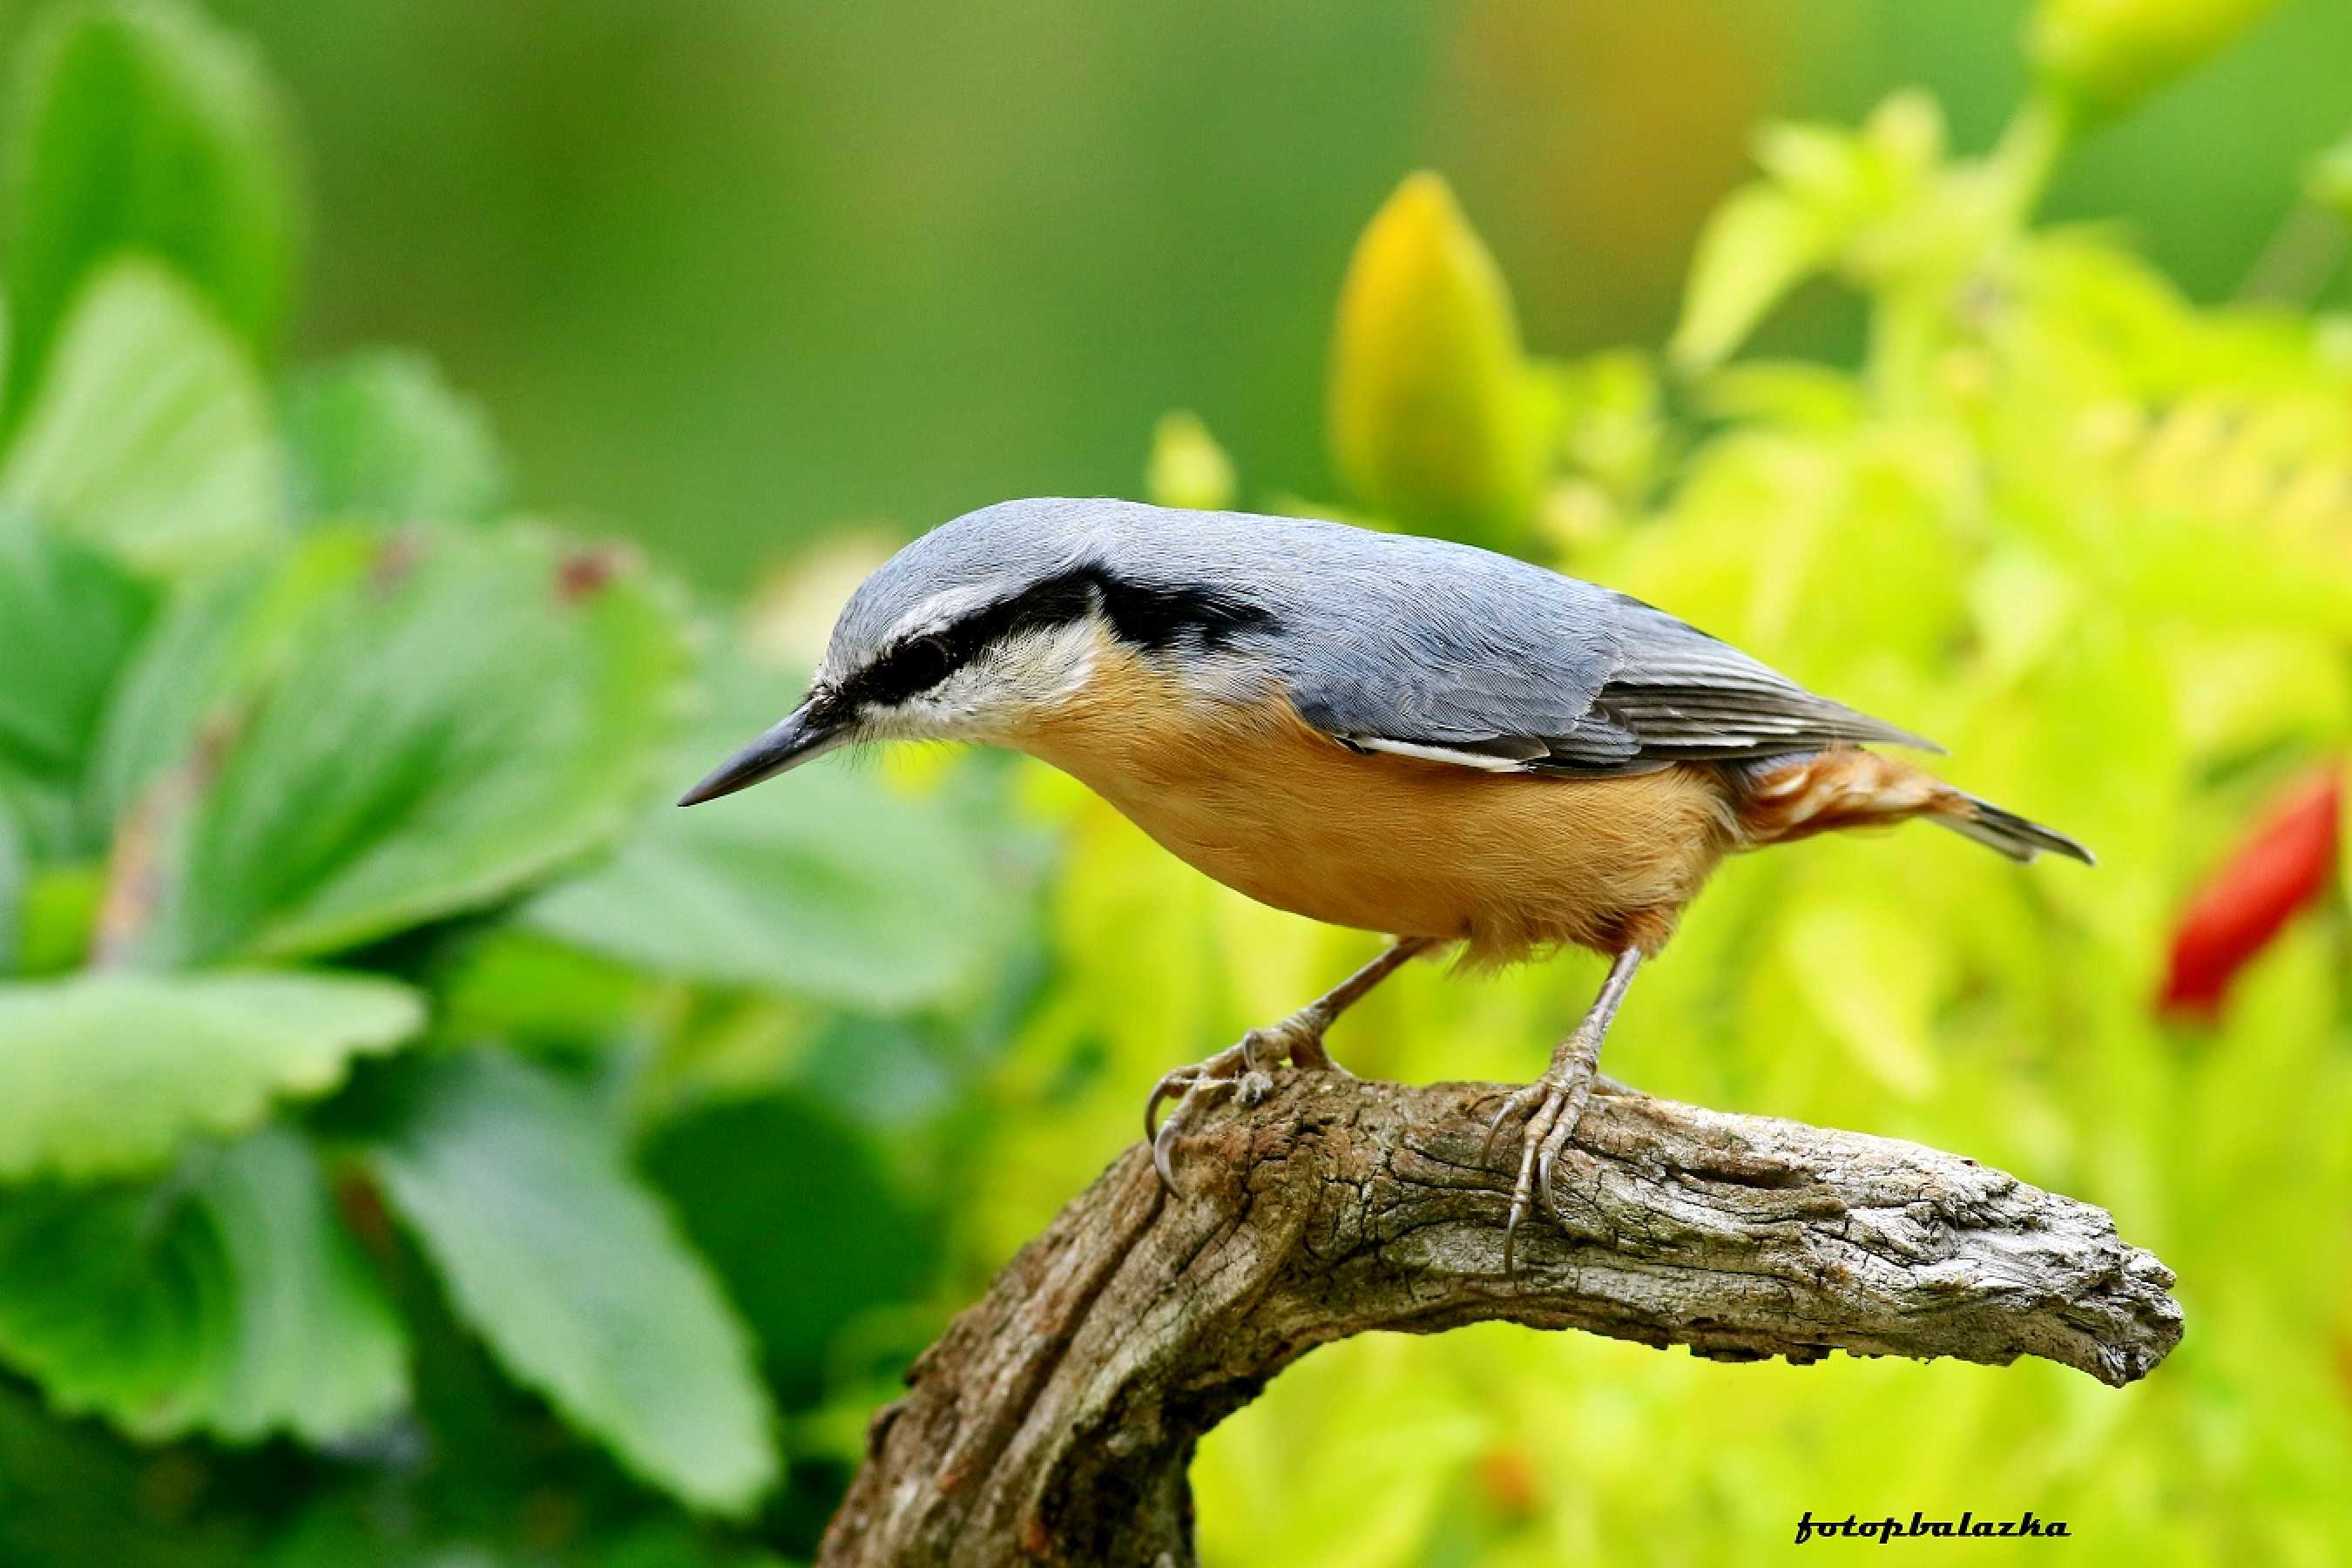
xmin=894 ymin=634 xmax=954 ymax=686
xmin=850 ymin=633 xmax=956 ymax=707
xmin=838 ymin=564 xmax=1275 ymax=712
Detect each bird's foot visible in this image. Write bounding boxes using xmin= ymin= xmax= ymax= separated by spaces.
xmin=1145 ymin=1017 xmax=1347 ymax=1190
xmin=1480 ymin=1027 xmax=1605 ymax=1273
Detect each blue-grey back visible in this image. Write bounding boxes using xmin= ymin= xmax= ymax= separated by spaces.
xmin=833 ymin=497 xmax=1932 ymax=770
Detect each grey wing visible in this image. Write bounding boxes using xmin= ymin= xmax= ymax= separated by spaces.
xmin=1280 ymin=575 xmax=1938 ymax=774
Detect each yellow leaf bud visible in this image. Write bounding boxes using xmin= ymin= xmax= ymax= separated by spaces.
xmin=1328 ymin=172 xmax=1544 ymax=544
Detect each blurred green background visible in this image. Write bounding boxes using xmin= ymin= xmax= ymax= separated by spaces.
xmin=3 ymin=0 xmax=2345 ymax=584
xmin=1 ymin=1 xmax=2349 ymax=1565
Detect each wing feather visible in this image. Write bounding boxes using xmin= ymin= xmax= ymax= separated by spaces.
xmin=1281 ymin=569 xmax=1936 ymax=774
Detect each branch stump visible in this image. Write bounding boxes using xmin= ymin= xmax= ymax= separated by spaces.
xmin=820 ymin=1075 xmax=2181 ymax=1565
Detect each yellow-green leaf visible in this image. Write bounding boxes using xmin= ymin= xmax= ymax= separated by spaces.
xmin=2029 ymin=0 xmax=2282 ymax=119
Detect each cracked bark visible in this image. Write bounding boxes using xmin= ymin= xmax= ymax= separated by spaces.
xmin=818 ymin=1075 xmax=2181 ymax=1566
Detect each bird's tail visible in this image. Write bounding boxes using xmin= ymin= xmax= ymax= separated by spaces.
xmin=1734 ymin=749 xmax=2094 ymax=865
xmin=1930 ymin=790 xmax=2096 ymax=865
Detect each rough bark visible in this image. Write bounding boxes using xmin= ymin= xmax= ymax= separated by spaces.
xmin=820 ymin=1075 xmax=2182 ymax=1567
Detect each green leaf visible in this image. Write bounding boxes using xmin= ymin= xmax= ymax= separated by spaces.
xmin=527 ymin=659 xmax=999 ymax=1011
xmin=527 ymin=760 xmax=997 ymax=1012
xmin=134 ymin=524 xmax=691 ymax=966
xmin=641 ymin=1092 xmax=938 ymax=1399
xmin=1667 ymin=184 xmax=1828 ymax=373
xmin=0 ymin=800 xmax=21 ymax=973
xmin=1670 ymin=97 xmax=1948 ymax=375
xmin=1 ymin=0 xmax=299 ymax=415
xmin=366 ymin=1052 xmax=778 ymax=1516
xmin=282 ymin=351 xmax=509 ymax=525
xmin=0 ymin=511 xmax=151 ymax=787
xmin=1694 ymin=362 xmax=1867 ymax=431
xmin=0 ymin=259 xmax=285 ymax=575
xmin=0 ymin=970 xmax=422 ymax=1182
xmin=0 ymin=1128 xmax=408 ymax=1443
xmin=0 ymin=510 xmax=151 ymax=858
xmin=436 ymin=928 xmax=652 ymax=1049
xmin=2029 ymin=0 xmax=2282 ymax=120
xmin=194 ymin=1127 xmax=409 ymax=1441
xmin=84 ymin=529 xmax=375 ymax=823
xmin=1546 ymin=348 xmax=1666 ymax=499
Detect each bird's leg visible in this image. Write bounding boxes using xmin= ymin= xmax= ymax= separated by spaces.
xmin=1261 ymin=934 xmax=1436 ymax=1071
xmin=1147 ymin=936 xmax=1435 ymax=1189
xmin=1480 ymin=947 xmax=1645 ymax=1272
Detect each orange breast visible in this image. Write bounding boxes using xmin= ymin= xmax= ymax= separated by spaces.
xmin=1010 ymin=650 xmax=1734 ymax=963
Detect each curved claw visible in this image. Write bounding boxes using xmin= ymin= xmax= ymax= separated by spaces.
xmin=1152 ymin=1093 xmax=1188 ymax=1190
xmin=1142 ymin=1022 xmax=1347 ymax=1195
xmin=1151 ymin=1073 xmax=1238 ymax=1190
xmin=1143 ymin=1068 xmax=1195 ymax=1145
xmin=1236 ymin=1029 xmax=1267 ymax=1076
xmin=1502 ymin=1098 xmax=1551 ymax=1274
xmin=1487 ymin=1072 xmax=1598 ymax=1274
xmin=1533 ymin=1082 xmax=1594 ymax=1225
xmin=1480 ymin=1092 xmax=1528 ymax=1167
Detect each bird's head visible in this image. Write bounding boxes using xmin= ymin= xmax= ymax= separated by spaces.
xmin=677 ymin=498 xmax=1274 ymax=806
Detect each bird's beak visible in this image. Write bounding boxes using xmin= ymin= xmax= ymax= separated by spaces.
xmin=676 ymin=696 xmax=849 ymax=807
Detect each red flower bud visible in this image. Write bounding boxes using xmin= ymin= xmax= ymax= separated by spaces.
xmin=2159 ymin=765 xmax=2341 ymax=1018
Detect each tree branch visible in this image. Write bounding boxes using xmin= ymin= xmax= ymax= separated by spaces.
xmin=820 ymin=1074 xmax=2181 ymax=1566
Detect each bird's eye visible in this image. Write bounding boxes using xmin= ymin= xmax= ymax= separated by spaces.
xmin=893 ymin=634 xmax=956 ymax=694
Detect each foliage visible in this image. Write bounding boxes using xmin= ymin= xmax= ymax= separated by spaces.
xmin=361 ymin=1051 xmax=777 ymax=1517
xmin=1139 ymin=12 xmax=2352 ymax=1568
xmin=0 ymin=0 xmax=298 ymax=420
xmin=0 ymin=1126 xmax=407 ymax=1445
xmin=279 ymin=350 xmax=508 ymax=526
xmin=0 ymin=3 xmax=1016 ymax=1560
xmin=0 ymin=970 xmax=419 ymax=1181
xmin=2030 ymin=0 xmax=2283 ymax=119
xmin=3 ymin=257 xmax=284 ymax=574
xmin=0 ymin=0 xmax=2347 ymax=1564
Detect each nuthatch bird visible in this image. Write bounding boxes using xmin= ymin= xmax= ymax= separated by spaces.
xmin=681 ymin=498 xmax=2091 ymax=1266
